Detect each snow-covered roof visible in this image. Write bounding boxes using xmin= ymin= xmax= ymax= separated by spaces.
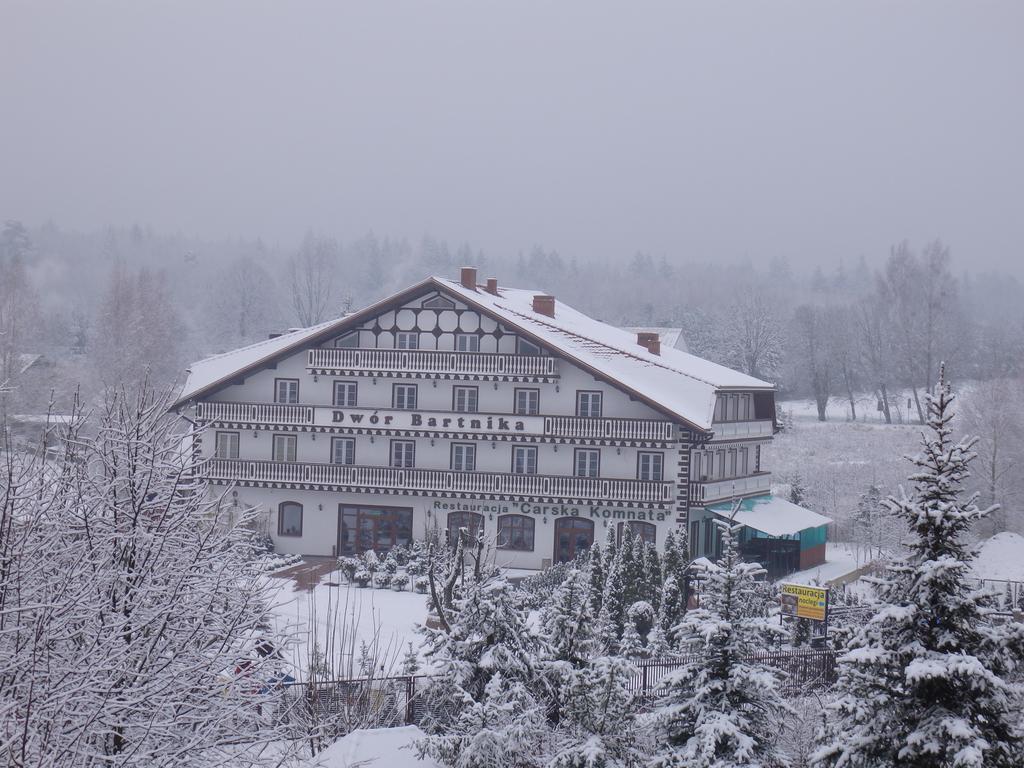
xmin=622 ymin=326 xmax=688 ymax=353
xmin=707 ymin=494 xmax=832 ymax=537
xmin=173 ymin=276 xmax=773 ymax=431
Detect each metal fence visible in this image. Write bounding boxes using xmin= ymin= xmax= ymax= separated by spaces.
xmin=269 ymin=648 xmax=838 ymax=737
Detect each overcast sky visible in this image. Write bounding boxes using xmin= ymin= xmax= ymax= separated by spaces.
xmin=2 ymin=1 xmax=1022 ymax=275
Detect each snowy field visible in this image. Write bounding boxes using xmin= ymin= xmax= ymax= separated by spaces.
xmin=308 ymin=726 xmax=438 ymax=768
xmin=971 ymin=532 xmax=1024 ymax=582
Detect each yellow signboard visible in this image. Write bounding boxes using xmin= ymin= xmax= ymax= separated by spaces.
xmin=780 ymin=583 xmax=828 ymax=622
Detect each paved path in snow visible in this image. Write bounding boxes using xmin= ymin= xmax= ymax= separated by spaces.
xmin=268 ymin=557 xmax=342 ymax=591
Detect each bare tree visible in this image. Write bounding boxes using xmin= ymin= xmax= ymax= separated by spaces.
xmin=725 ymin=290 xmax=782 ymax=382
xmin=288 ymin=234 xmax=338 ymax=327
xmin=855 ymin=292 xmax=895 ymax=424
xmin=790 ymin=304 xmax=833 ymax=421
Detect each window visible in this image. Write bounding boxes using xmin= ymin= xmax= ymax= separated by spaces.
xmin=739 ymin=447 xmax=750 ymax=475
xmin=514 ymin=388 xmax=540 ymax=416
xmin=393 ymin=384 xmax=418 ymax=410
xmin=452 ymin=386 xmax=479 ymax=413
xmin=455 ymin=334 xmax=479 ymax=352
xmin=339 ymin=505 xmax=413 ymax=555
xmin=275 ymin=378 xmax=299 ymax=404
xmin=214 ymin=431 xmax=239 ymax=459
xmin=517 ymin=337 xmax=541 ymax=356
xmin=715 ymin=450 xmax=726 ymax=480
xmin=272 ymin=434 xmax=297 ymax=462
xmin=714 ymin=396 xmax=725 ymax=422
xmin=574 ymin=448 xmax=600 ymax=478
xmin=331 ymin=437 xmax=355 ymax=465
xmin=690 ymin=520 xmax=701 ymax=557
xmin=714 ymin=393 xmax=753 ymax=422
xmin=704 ymin=519 xmax=714 ymax=555
xmin=727 ymin=394 xmax=738 ymax=421
xmin=498 ymin=515 xmax=535 ymax=551
xmin=447 ymin=512 xmax=484 ymax=545
xmin=451 ymin=443 xmax=476 ymax=471
xmin=333 ymin=381 xmax=358 ymax=407
xmin=617 ymin=521 xmax=657 ymax=547
xmin=554 ymin=517 xmax=594 ymax=563
xmin=728 ymin=448 xmax=738 ymax=477
xmin=576 ymin=391 xmax=602 ymax=418
xmin=512 ymin=446 xmax=538 ymax=475
xmin=334 ymin=332 xmax=359 ymax=348
xmin=738 ymin=394 xmax=751 ymax=421
xmin=637 ymin=452 xmax=664 ymax=481
xmin=396 ymin=332 xmax=419 ymax=349
xmin=278 ymin=502 xmax=303 ymax=537
xmin=422 ymin=294 xmax=456 ymax=310
xmin=390 ymin=440 xmax=415 ymax=468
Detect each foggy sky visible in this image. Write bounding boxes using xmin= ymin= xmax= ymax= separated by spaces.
xmin=2 ymin=1 xmax=1023 ymax=275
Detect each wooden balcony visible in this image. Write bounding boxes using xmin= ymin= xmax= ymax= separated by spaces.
xmin=709 ymin=419 xmax=774 ymax=441
xmin=194 ymin=402 xmax=676 ymax=443
xmin=307 ymin=348 xmax=558 ymax=380
xmin=204 ymin=459 xmax=674 ymax=504
xmin=688 ymin=473 xmax=772 ymax=505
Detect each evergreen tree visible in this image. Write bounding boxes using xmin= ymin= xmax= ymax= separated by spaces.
xmin=589 ymin=540 xmax=606 ymax=617
xmin=662 ymin=529 xmax=681 ymax=582
xmin=401 ymin=641 xmax=420 ymax=676
xmin=649 ymin=518 xmax=790 ymax=767
xmin=813 ymin=368 xmax=1024 ymax=768
xmin=618 ymin=530 xmax=638 ymax=605
xmin=644 ymin=545 xmax=663 ymax=611
xmin=655 ymin=575 xmax=686 ymax=650
xmin=417 ymin=574 xmax=549 ymax=768
xmin=789 ymin=473 xmax=807 ymax=506
xmin=596 ymin=548 xmax=626 ymax=653
xmin=542 ymin=566 xmax=595 ymax=667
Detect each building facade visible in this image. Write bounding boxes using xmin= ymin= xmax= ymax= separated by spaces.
xmin=173 ymin=269 xmax=829 ymax=576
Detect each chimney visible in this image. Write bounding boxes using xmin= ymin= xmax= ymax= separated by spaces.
xmin=532 ymin=294 xmax=555 ymax=318
xmin=460 ymin=266 xmax=477 ymax=290
xmin=637 ymin=331 xmax=661 ymax=356
xmin=485 ymin=278 xmax=499 ymax=295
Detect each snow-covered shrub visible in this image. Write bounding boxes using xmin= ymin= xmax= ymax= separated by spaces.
xmin=252 ymin=531 xmax=276 ymax=556
xmin=519 ymin=559 xmax=574 ymax=610
xmin=381 ymin=552 xmax=399 ymax=576
xmin=253 ymin=552 xmax=302 ymax=573
xmin=390 ymin=572 xmax=410 ymax=591
xmin=353 ymin=568 xmax=371 ymax=588
xmin=372 ymin=571 xmax=390 ymax=589
xmin=414 ymin=576 xmax=429 ymax=594
xmin=337 ymin=555 xmax=361 ymax=582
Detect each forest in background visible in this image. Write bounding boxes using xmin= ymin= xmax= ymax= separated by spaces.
xmin=2 ymin=218 xmax=1023 ymax=533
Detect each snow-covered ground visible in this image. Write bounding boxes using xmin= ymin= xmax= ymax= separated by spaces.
xmin=307 ymin=726 xmax=439 ymax=768
xmin=781 ymin=542 xmax=868 ymax=587
xmin=971 ymin=532 xmax=1024 ymax=582
xmin=267 ymin=566 xmax=429 ymax=677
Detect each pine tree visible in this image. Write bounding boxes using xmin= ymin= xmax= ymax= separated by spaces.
xmin=644 ymin=545 xmax=663 ymax=611
xmin=596 ymin=548 xmax=626 ymax=653
xmin=619 ymin=530 xmax=638 ymax=605
xmin=589 ymin=540 xmax=606 ymax=617
xmin=401 ymin=641 xmax=420 ymax=676
xmin=417 ymin=574 xmax=549 ymax=767
xmin=813 ymin=367 xmax=1024 ymax=768
xmin=649 ymin=518 xmax=790 ymax=767
xmin=789 ymin=473 xmax=807 ymax=506
xmin=655 ymin=575 xmax=686 ymax=650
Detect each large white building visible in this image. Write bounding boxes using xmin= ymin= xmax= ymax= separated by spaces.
xmin=173 ymin=269 xmax=830 ymax=577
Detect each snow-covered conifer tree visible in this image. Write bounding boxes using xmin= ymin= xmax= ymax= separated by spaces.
xmin=589 ymin=539 xmax=605 ymax=617
xmin=596 ymin=548 xmax=626 ymax=653
xmin=648 ymin=518 xmax=790 ymax=767
xmin=813 ymin=367 xmax=1024 ymax=768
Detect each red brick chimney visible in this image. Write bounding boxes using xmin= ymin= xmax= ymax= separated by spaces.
xmin=532 ymin=295 xmax=555 ymax=318
xmin=485 ymin=278 xmax=499 ymax=295
xmin=460 ymin=267 xmax=477 ymax=290
xmin=637 ymin=331 xmax=661 ymax=356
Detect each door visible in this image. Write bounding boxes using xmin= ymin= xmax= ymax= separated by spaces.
xmin=553 ymin=517 xmax=595 ymax=564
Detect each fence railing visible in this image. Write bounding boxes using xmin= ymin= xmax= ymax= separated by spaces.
xmin=269 ymin=649 xmax=838 ymax=737
xmin=308 ymin=348 xmax=558 ymax=378
xmin=205 ymin=458 xmax=675 ymax=503
xmin=688 ymin=473 xmax=772 ymax=505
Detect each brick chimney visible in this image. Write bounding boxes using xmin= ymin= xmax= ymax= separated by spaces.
xmin=485 ymin=278 xmax=499 ymax=295
xmin=460 ymin=267 xmax=477 ymax=290
xmin=637 ymin=331 xmax=661 ymax=356
xmin=532 ymin=294 xmax=555 ymax=318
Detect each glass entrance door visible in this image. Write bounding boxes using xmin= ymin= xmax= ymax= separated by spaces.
xmin=553 ymin=517 xmax=595 ymax=563
xmin=339 ymin=504 xmax=414 ymax=556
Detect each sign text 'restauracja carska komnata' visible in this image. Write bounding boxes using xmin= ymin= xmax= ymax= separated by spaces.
xmin=432 ymin=500 xmax=668 ymax=522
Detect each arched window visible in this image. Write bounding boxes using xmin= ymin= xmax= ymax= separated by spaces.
xmin=278 ymin=501 xmax=303 ymax=537
xmin=447 ymin=512 xmax=484 ymax=546
xmin=497 ymin=514 xmax=535 ymax=551
xmin=617 ymin=521 xmax=657 ymax=547
xmin=554 ymin=517 xmax=594 ymax=564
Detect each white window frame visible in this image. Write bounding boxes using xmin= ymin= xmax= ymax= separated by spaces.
xmin=638 ymin=451 xmax=663 ymax=481
xmin=574 ymin=448 xmax=600 ymax=478
xmin=514 ymin=388 xmax=540 ymax=416
xmin=451 ymin=443 xmax=477 ymax=472
xmin=453 ymin=386 xmax=479 ymax=413
xmin=576 ymin=391 xmax=603 ymax=418
xmin=390 ymin=440 xmax=416 ymax=468
xmin=396 ymin=332 xmax=419 ymax=349
xmin=393 ymin=384 xmax=418 ymax=410
xmin=272 ymin=434 xmax=297 ymax=463
xmin=512 ymin=446 xmax=538 ymax=475
xmin=333 ymin=381 xmax=358 ymax=407
xmin=331 ymin=437 xmax=356 ymax=465
xmin=275 ymin=378 xmax=299 ymax=404
xmin=334 ymin=332 xmax=359 ymax=348
xmin=214 ymin=431 xmax=239 ymax=460
xmin=455 ymin=333 xmax=479 ymax=352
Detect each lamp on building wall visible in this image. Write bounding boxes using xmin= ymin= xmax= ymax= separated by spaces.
xmin=318 ymin=503 xmax=323 ymax=511
xmin=313 ymin=374 xmax=319 ymax=382
xmin=430 ymin=438 xmax=435 ymax=446
xmin=555 ymin=384 xmax=560 ymax=392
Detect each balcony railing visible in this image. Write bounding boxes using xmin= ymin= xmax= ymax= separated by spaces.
xmin=543 ymin=415 xmax=673 ymax=441
xmin=307 ymin=348 xmax=557 ymax=378
xmin=194 ymin=402 xmax=675 ymax=443
xmin=688 ymin=473 xmax=772 ymax=505
xmin=205 ymin=459 xmax=674 ymax=503
xmin=195 ymin=401 xmax=314 ymax=425
xmin=709 ymin=419 xmax=774 ymax=441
